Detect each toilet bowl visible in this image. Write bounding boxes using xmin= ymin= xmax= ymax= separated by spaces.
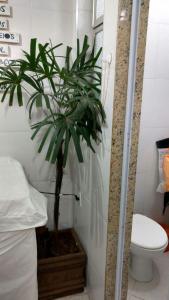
xmin=130 ymin=214 xmax=168 ymax=282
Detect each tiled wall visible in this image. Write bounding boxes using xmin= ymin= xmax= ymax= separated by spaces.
xmin=77 ymin=0 xmax=93 ymax=43
xmin=73 ymin=1 xmax=118 ymax=299
xmin=0 ymin=0 xmax=75 ymax=229
xmin=135 ymin=0 xmax=169 ymax=224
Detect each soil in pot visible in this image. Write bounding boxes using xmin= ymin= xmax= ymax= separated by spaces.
xmin=36 ymin=227 xmax=79 ymax=259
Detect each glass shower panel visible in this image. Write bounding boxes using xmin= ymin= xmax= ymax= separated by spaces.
xmin=96 ymin=0 xmax=104 ymax=19
xmin=95 ymin=29 xmax=103 ymax=67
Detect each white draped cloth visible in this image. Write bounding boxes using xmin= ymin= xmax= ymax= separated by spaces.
xmin=0 ymin=157 xmax=48 ymax=300
xmin=0 ymin=229 xmax=38 ymax=300
xmin=0 ymin=157 xmax=48 ymax=232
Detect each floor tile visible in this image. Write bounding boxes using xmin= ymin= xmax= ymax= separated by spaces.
xmin=128 ymin=275 xmax=136 ymax=292
xmin=56 ymin=294 xmax=89 ymax=300
xmin=128 ymin=253 xmax=169 ymax=300
xmin=127 ymin=294 xmax=144 ymax=300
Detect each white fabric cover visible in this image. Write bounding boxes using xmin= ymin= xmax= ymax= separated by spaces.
xmin=0 ymin=157 xmax=48 ymax=232
xmin=0 ymin=229 xmax=38 ymax=300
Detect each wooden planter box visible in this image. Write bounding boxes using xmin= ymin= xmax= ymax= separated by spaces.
xmin=38 ymin=229 xmax=87 ymax=300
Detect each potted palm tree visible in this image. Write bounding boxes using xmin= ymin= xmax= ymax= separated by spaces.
xmin=0 ymin=36 xmax=106 ymax=299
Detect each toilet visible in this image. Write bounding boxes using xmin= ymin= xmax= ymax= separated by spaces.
xmin=130 ymin=214 xmax=168 ymax=282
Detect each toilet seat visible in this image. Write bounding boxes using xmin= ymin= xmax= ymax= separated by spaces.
xmin=130 ymin=214 xmax=168 ymax=282
xmin=131 ymin=214 xmax=168 ymax=250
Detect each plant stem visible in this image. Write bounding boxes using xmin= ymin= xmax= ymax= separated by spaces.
xmin=54 ymin=143 xmax=64 ymax=230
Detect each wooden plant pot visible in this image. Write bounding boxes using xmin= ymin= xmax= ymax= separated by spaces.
xmin=37 ymin=228 xmax=87 ymax=300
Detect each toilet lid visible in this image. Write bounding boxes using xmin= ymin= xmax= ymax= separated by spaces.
xmin=132 ymin=214 xmax=168 ymax=250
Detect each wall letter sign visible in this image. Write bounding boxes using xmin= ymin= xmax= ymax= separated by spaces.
xmin=0 ymin=44 xmax=8 ymax=55
xmin=0 ymin=5 xmax=10 ymax=16
xmin=0 ymin=32 xmax=20 ymax=44
xmin=0 ymin=19 xmax=8 ymax=29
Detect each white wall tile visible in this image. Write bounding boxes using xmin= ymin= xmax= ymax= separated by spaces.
xmin=134 ymin=173 xmax=147 ymax=215
xmin=9 ymin=5 xmax=32 ymax=58
xmin=31 ymin=178 xmax=73 ymax=230
xmin=0 ymin=0 xmax=75 ymax=229
xmin=73 ymin=163 xmax=107 ymax=296
xmin=31 ymin=10 xmax=73 ymax=45
xmin=33 ymin=154 xmax=56 ymax=182
xmin=144 ymin=23 xmax=169 ymax=79
xmin=10 ymin=5 xmax=32 ymax=33
xmin=141 ymin=79 xmax=169 ymax=128
xmin=0 ymin=131 xmax=38 ymax=181
xmin=136 ymin=127 xmax=169 ymax=223
xmin=148 ymin=0 xmax=169 ymax=24
xmin=135 ymin=0 xmax=169 ymax=227
xmin=78 ymin=0 xmax=93 ymax=11
xmin=74 ymin=198 xmax=91 ymax=252
xmin=73 ymin=1 xmax=119 ymax=299
xmin=9 ymin=0 xmax=30 ymax=8
xmin=134 ymin=170 xmax=168 ymax=223
xmin=31 ymin=0 xmax=75 ymax=13
xmin=136 ymin=127 xmax=169 ymax=173
xmin=0 ymin=102 xmax=30 ymax=132
xmin=78 ymin=11 xmax=93 ymax=40
xmin=46 ymin=194 xmax=73 ymax=230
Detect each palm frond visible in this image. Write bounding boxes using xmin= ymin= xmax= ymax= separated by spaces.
xmin=0 ymin=36 xmax=106 ymax=167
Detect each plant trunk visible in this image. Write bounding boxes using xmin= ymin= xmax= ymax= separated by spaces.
xmin=54 ymin=144 xmax=64 ymax=231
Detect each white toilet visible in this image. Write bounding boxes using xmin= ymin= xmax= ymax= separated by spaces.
xmin=130 ymin=214 xmax=168 ymax=282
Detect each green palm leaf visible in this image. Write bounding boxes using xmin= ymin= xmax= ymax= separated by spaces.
xmin=0 ymin=36 xmax=106 ymax=167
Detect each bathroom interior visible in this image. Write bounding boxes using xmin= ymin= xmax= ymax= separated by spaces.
xmin=0 ymin=0 xmax=169 ymax=300
xmin=0 ymin=1 xmax=114 ymax=300
xmin=128 ymin=0 xmax=169 ymax=300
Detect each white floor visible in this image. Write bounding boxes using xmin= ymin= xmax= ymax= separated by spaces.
xmin=57 ymin=293 xmax=89 ymax=300
xmin=55 ymin=253 xmax=169 ymax=300
xmin=128 ymin=252 xmax=169 ymax=300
